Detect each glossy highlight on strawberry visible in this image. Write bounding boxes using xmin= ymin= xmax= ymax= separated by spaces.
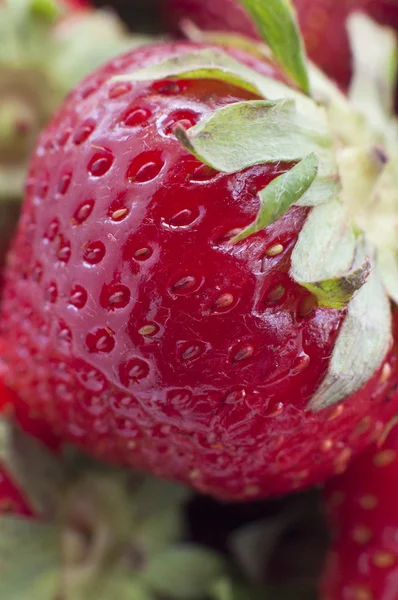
xmin=1 ymin=40 xmax=398 ymax=501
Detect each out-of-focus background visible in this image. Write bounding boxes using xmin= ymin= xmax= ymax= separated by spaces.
xmin=93 ymin=0 xmax=163 ymax=32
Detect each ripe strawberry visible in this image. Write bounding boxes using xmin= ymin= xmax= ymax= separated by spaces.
xmin=164 ymin=0 xmax=398 ymax=89
xmin=0 ymin=461 xmax=34 ymax=517
xmin=321 ymin=420 xmax=398 ymax=600
xmin=1 ymin=5 xmax=398 ymax=500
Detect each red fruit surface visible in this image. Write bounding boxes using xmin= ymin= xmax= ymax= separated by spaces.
xmin=60 ymin=0 xmax=91 ymax=10
xmin=322 ymin=421 xmax=398 ymax=600
xmin=165 ymin=0 xmax=398 ymax=89
xmin=0 ymin=466 xmax=34 ymax=517
xmin=1 ymin=41 xmax=398 ymax=500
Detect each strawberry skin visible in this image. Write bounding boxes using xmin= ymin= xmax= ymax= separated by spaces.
xmin=322 ymin=421 xmax=398 ymax=600
xmin=1 ymin=41 xmax=398 ymax=501
xmin=164 ymin=0 xmax=398 ymax=89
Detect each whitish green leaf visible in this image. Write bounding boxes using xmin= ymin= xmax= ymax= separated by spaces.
xmin=95 ymin=574 xmax=154 ymax=600
xmin=232 ymin=153 xmax=318 ymax=242
xmin=348 ymin=13 xmax=398 ymax=142
xmin=378 ymin=247 xmax=398 ymax=304
xmin=177 ymin=98 xmax=334 ymax=175
xmin=0 ymin=516 xmax=60 ymax=599
xmin=211 ymin=578 xmax=264 ymax=600
xmin=239 ymin=0 xmax=310 ymax=93
xmin=290 ymin=200 xmax=371 ymax=307
xmin=115 ymin=50 xmax=337 ymax=205
xmin=309 ymin=268 xmax=392 ymax=411
xmin=143 ymin=545 xmax=227 ymax=599
xmin=113 ymin=49 xmax=321 ymax=120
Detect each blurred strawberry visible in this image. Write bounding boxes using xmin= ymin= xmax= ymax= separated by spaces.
xmin=164 ymin=0 xmax=398 ymax=89
xmin=321 ymin=419 xmax=398 ymax=600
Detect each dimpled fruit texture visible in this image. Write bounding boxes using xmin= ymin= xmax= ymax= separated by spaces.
xmin=1 ymin=41 xmax=398 ymax=501
xmin=321 ymin=423 xmax=398 ymax=600
xmin=165 ymin=0 xmax=398 ymax=89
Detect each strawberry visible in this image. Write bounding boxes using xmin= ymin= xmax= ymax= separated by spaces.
xmin=164 ymin=0 xmax=398 ymax=89
xmin=321 ymin=420 xmax=398 ymax=600
xmin=1 ymin=4 xmax=398 ymax=501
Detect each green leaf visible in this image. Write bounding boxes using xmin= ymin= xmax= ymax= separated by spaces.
xmin=232 ymin=153 xmax=318 ymax=242
xmin=348 ymin=12 xmax=398 ymax=139
xmin=116 ymin=50 xmax=338 ymax=203
xmin=290 ymin=200 xmax=370 ymax=308
xmin=238 ymin=0 xmax=310 ymax=94
xmin=113 ymin=48 xmax=320 ymax=116
xmin=30 ymin=0 xmax=60 ymax=21
xmin=177 ymin=97 xmax=334 ymax=176
xmin=114 ymin=48 xmax=265 ymax=96
xmin=0 ymin=516 xmax=60 ymax=599
xmin=303 ymin=258 xmax=371 ymax=309
xmin=143 ymin=545 xmax=227 ymax=599
xmin=95 ymin=574 xmax=154 ymax=600
xmin=309 ymin=268 xmax=392 ymax=411
xmin=211 ymin=578 xmax=263 ymax=600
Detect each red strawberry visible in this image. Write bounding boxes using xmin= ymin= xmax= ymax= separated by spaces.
xmin=321 ymin=420 xmax=398 ymax=600
xmin=0 ymin=466 xmax=34 ymax=517
xmin=61 ymin=0 xmax=91 ymax=9
xmin=164 ymin=0 xmax=398 ymax=89
xmin=1 ymin=6 xmax=398 ymax=501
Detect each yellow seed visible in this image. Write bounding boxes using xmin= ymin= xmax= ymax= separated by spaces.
xmin=213 ymin=293 xmax=234 ymax=310
xmin=353 ymin=416 xmax=371 ymax=438
xmin=352 ymin=525 xmax=373 ymax=544
xmin=334 ymin=448 xmax=352 ymax=474
xmin=373 ymin=550 xmax=396 ymax=568
xmin=348 ymin=586 xmax=373 ymax=600
xmin=265 ymin=284 xmax=285 ymax=304
xmin=138 ymin=324 xmax=157 ymax=336
xmin=111 ymin=208 xmax=128 ymax=220
xmin=244 ymin=485 xmax=260 ymax=496
xmin=329 ymin=404 xmax=344 ymax=420
xmin=265 ymin=243 xmax=284 ymax=257
xmin=373 ymin=449 xmax=396 ymax=467
xmin=359 ymin=495 xmax=378 ymax=510
xmin=127 ymin=440 xmax=136 ymax=449
xmin=380 ymin=362 xmax=392 ymax=384
xmin=320 ymin=439 xmax=334 ymax=452
xmin=189 ymin=469 xmax=201 ymax=480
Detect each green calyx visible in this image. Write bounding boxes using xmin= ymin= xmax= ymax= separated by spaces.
xmin=0 ymin=420 xmax=230 ymax=600
xmin=115 ymin=1 xmax=398 ymax=411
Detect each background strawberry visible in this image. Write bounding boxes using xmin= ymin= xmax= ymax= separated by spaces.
xmin=163 ymin=0 xmax=398 ymax=90
xmin=1 ymin=25 xmax=398 ymax=502
xmin=321 ymin=420 xmax=398 ymax=600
